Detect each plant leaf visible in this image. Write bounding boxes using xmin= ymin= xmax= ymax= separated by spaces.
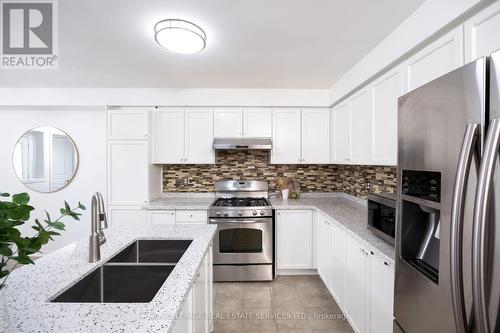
xmin=0 ymin=193 xmax=10 ymax=197
xmin=64 ymin=201 xmax=71 ymax=213
xmin=78 ymin=202 xmax=86 ymax=210
xmin=47 ymin=221 xmax=65 ymax=230
xmin=12 ymin=193 xmax=30 ymax=205
xmin=0 ymin=244 xmax=12 ymax=256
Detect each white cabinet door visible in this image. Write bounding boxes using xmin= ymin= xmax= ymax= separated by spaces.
xmin=176 ymin=210 xmax=208 ymax=224
xmin=405 ymin=26 xmax=464 ymax=92
xmin=271 ymin=108 xmax=302 ymax=164
xmin=243 ymin=107 xmax=272 ymax=137
xmin=465 ymin=1 xmax=500 ymax=62
xmin=108 ymin=206 xmax=147 ymax=227
xmin=185 ymin=108 xmax=214 ymax=164
xmin=214 ymin=107 xmax=243 ymax=138
xmin=193 ymin=251 xmax=209 ymax=333
xmin=108 ymin=141 xmax=149 ymax=205
xmin=369 ymin=254 xmax=394 ymax=333
xmin=107 ymin=109 xmax=149 ymax=140
xmin=349 ymin=89 xmax=371 ymax=165
xmin=331 ymin=102 xmax=350 ymax=164
xmin=276 ymin=210 xmax=313 ymax=269
xmin=330 ymin=222 xmax=346 ymax=309
xmin=345 ymin=236 xmax=369 ymax=333
xmin=172 ymin=288 xmax=194 ymax=333
xmin=301 ymin=108 xmax=329 ymax=164
xmin=153 ymin=108 xmax=185 ymax=164
xmin=148 ymin=210 xmax=176 ymax=225
xmin=316 ymin=214 xmax=331 ymax=288
xmin=371 ymin=67 xmax=403 ymax=166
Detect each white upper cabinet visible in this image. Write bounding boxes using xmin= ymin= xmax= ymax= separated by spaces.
xmin=185 ymin=108 xmax=214 ymax=164
xmin=153 ymin=107 xmax=214 ymax=164
xmin=371 ymin=66 xmax=403 ymax=166
xmin=214 ymin=107 xmax=243 ymax=138
xmin=301 ymin=108 xmax=330 ymax=164
xmin=108 ymin=141 xmax=149 ymax=205
xmin=465 ymin=1 xmax=500 ymax=62
xmin=107 ymin=109 xmax=149 ymax=140
xmin=243 ymin=108 xmax=272 ymax=137
xmin=331 ymin=102 xmax=350 ymax=164
xmin=349 ymin=88 xmax=372 ymax=165
xmin=405 ymin=26 xmax=464 ymax=92
xmin=271 ymin=108 xmax=302 ymax=164
xmin=152 ymin=108 xmax=185 ymax=164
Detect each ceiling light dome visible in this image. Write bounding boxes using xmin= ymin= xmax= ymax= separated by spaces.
xmin=154 ymin=19 xmax=206 ymax=54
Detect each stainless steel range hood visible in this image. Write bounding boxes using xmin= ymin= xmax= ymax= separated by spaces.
xmin=212 ymin=138 xmax=272 ymax=150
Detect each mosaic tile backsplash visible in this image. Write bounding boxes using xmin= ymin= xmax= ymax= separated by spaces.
xmin=162 ymin=150 xmax=397 ymax=198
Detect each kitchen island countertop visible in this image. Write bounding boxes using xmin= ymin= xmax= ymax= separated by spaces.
xmin=6 ymin=223 xmax=216 ymax=333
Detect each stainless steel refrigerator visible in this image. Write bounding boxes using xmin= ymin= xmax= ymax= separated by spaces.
xmin=394 ymin=49 xmax=500 ymax=333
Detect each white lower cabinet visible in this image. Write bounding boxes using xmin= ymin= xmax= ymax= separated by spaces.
xmin=369 ymin=252 xmax=394 ymax=333
xmin=148 ymin=210 xmax=176 ymax=225
xmin=313 ymin=211 xmax=394 ymax=333
xmin=172 ymin=247 xmax=213 ymax=333
xmin=108 ymin=206 xmax=148 ymax=227
xmin=329 ymin=222 xmax=346 ymax=308
xmin=147 ymin=210 xmax=208 ymax=225
xmin=176 ymin=210 xmax=208 ymax=224
xmin=316 ymin=214 xmax=332 ymax=287
xmin=276 ymin=210 xmax=313 ymax=270
xmin=345 ymin=236 xmax=370 ymax=333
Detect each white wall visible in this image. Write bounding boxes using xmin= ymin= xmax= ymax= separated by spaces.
xmin=329 ymin=0 xmax=488 ymax=104
xmin=0 ymin=107 xmax=106 ymax=253
xmin=0 ymin=88 xmax=330 ymax=107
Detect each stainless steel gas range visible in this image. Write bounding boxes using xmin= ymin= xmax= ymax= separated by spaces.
xmin=208 ymin=180 xmax=274 ymax=282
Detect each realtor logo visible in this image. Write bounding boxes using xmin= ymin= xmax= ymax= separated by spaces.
xmin=1 ymin=0 xmax=58 ymax=68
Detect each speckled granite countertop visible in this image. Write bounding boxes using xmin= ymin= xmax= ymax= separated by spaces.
xmin=144 ymin=193 xmax=215 ymax=210
xmin=144 ymin=192 xmax=395 ymax=262
xmin=144 ymin=197 xmax=214 ymax=210
xmin=6 ymin=224 xmax=216 ymax=333
xmin=271 ymin=194 xmax=395 ymax=262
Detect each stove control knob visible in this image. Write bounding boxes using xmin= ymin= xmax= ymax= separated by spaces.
xmin=216 ymin=211 xmax=221 ymax=216
xmin=260 ymin=210 xmax=265 ymax=216
xmin=223 ymin=211 xmax=229 ymax=217
xmin=238 ymin=210 xmax=243 ymax=216
xmin=252 ymin=210 xmax=257 ymax=216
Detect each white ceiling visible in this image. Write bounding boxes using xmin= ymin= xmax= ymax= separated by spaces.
xmin=0 ymin=0 xmax=425 ymax=89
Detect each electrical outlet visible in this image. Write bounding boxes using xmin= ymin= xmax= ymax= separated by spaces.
xmin=175 ymin=177 xmax=189 ymax=186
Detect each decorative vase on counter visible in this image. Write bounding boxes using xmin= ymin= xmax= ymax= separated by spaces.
xmin=282 ymin=189 xmax=289 ymax=200
xmin=0 ymin=286 xmax=10 ymax=332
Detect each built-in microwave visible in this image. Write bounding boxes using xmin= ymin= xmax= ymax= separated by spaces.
xmin=367 ymin=193 xmax=396 ymax=245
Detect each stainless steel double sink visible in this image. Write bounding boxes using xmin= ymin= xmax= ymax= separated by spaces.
xmin=51 ymin=239 xmax=192 ymax=303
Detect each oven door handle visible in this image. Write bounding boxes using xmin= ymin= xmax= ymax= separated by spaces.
xmin=209 ymin=218 xmax=272 ymax=224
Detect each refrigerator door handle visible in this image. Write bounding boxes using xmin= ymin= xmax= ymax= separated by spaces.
xmin=450 ymin=123 xmax=480 ymax=333
xmin=472 ymin=117 xmax=500 ymax=333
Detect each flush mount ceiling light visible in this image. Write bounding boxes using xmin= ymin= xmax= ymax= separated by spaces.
xmin=154 ymin=19 xmax=206 ymax=54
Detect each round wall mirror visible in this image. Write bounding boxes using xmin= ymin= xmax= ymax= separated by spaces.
xmin=12 ymin=127 xmax=78 ymax=193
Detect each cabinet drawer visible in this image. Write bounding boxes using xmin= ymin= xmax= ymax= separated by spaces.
xmin=149 ymin=211 xmax=176 ymax=225
xmin=176 ymin=210 xmax=207 ymax=223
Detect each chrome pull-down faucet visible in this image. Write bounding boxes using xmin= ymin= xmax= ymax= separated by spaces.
xmin=89 ymin=192 xmax=108 ymax=263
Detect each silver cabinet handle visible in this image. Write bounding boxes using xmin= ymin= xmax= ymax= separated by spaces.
xmin=473 ymin=118 xmax=500 ymax=333
xmin=450 ymin=123 xmax=480 ymax=333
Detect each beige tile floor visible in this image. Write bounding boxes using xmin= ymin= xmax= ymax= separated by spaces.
xmin=213 ymin=275 xmax=354 ymax=333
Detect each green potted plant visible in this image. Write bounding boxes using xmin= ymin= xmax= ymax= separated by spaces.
xmin=0 ymin=192 xmax=85 ymax=331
